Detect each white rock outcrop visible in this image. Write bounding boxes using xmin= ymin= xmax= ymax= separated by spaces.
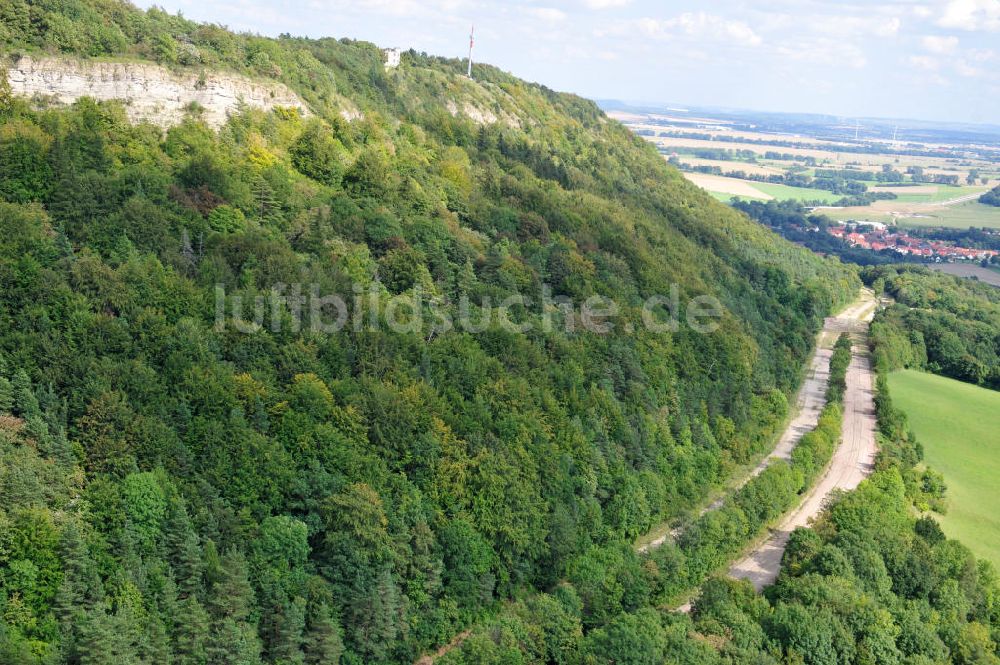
xmin=7 ymin=55 xmax=311 ymax=128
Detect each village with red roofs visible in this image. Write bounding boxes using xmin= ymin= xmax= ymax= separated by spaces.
xmin=828 ymin=222 xmax=1000 ymax=262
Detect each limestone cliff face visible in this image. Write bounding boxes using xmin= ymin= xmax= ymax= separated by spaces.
xmin=6 ymin=55 xmax=311 ymax=128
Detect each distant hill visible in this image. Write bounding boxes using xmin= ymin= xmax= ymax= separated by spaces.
xmin=600 ymin=99 xmax=1000 ymax=145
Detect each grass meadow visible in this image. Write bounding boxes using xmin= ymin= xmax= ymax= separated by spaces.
xmin=824 ymin=201 xmax=1000 ymax=229
xmin=888 ymin=369 xmax=1000 ymax=569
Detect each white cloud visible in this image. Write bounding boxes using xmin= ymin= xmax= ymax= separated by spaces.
xmin=354 ymin=0 xmax=423 ymax=17
xmin=876 ymin=17 xmax=902 ymax=36
xmin=922 ymin=34 xmax=960 ymax=53
xmin=907 ymin=54 xmax=950 ymax=85
xmin=581 ymin=0 xmax=631 ymax=8
xmin=937 ymin=0 xmax=1000 ymax=31
xmin=330 ymin=0 xmax=470 ymax=18
xmin=776 ymin=38 xmax=867 ymax=69
xmin=525 ymin=7 xmax=567 ymax=22
xmin=816 ymin=14 xmax=901 ymax=38
xmin=954 ymin=58 xmax=982 ymax=76
xmin=909 ymin=54 xmax=941 ymax=71
xmin=968 ymin=47 xmax=998 ymax=61
xmin=632 ymin=12 xmax=762 ymax=47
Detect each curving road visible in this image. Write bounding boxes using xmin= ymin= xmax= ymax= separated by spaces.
xmin=937 ymin=191 xmax=986 ymax=207
xmin=639 ymin=294 xmax=874 ymax=555
xmin=727 ymin=291 xmax=878 ymax=591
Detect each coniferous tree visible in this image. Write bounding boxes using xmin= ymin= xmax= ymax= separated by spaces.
xmin=56 ymin=222 xmax=75 ymax=260
xmin=164 ymin=500 xmax=205 ymax=599
xmin=269 ymin=596 xmax=306 ymax=665
xmin=55 ymin=521 xmax=104 ymax=662
xmin=142 ymin=615 xmax=173 ymax=665
xmin=252 ymin=177 xmax=280 ymax=224
xmin=207 ymin=550 xmax=262 ymax=665
xmin=303 ymin=602 xmax=344 ymax=665
xmin=11 ymin=369 xmax=39 ymax=419
xmin=76 ymin=608 xmax=118 ymax=665
xmin=0 ymin=377 xmax=12 ymax=413
xmin=349 ymin=568 xmax=404 ymax=662
xmin=173 ymin=595 xmax=210 ymax=665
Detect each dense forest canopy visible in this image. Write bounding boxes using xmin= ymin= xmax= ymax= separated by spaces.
xmin=865 ymin=265 xmax=1000 ymax=389
xmin=417 ymin=302 xmax=1000 ymax=664
xmin=0 ymin=1 xmax=873 ymax=663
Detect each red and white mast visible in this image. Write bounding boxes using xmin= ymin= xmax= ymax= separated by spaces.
xmin=467 ymin=25 xmax=475 ymax=78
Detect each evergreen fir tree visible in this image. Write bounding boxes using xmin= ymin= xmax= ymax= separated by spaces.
xmin=207 ymin=550 xmax=262 ymax=665
xmin=0 ymin=377 xmax=12 ymax=413
xmin=142 ymin=615 xmax=173 ymax=665
xmin=158 ymin=575 xmax=181 ymax=649
xmin=252 ymin=177 xmax=280 ymax=224
xmin=207 ymin=618 xmax=263 ymax=665
xmin=55 ymin=521 xmax=104 ymax=662
xmin=11 ymin=369 xmax=40 ymax=418
xmin=111 ymin=231 xmax=137 ymax=265
xmin=47 ymin=424 xmax=74 ymax=466
xmin=350 ymin=568 xmax=404 ymax=662
xmin=23 ymin=413 xmax=51 ymax=447
xmin=164 ymin=499 xmax=204 ymax=598
xmin=173 ymin=595 xmax=210 ymax=665
xmin=56 ymin=225 xmax=76 ymax=260
xmin=455 ymin=258 xmax=478 ymax=297
xmin=269 ymin=596 xmax=306 ymax=665
xmin=208 ymin=551 xmax=255 ymax=622
xmin=303 ymin=602 xmax=344 ymax=665
xmin=76 ymin=608 xmax=118 ymax=665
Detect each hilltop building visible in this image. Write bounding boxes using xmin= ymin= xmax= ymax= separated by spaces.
xmin=383 ymin=48 xmax=401 ymax=69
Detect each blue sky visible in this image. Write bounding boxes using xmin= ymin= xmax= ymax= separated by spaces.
xmin=133 ymin=0 xmax=1000 ymax=124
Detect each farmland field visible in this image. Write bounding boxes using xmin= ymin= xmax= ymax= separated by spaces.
xmin=930 ymin=263 xmax=1000 ymax=287
xmin=751 ymin=182 xmax=843 ymax=202
xmin=611 ymin=104 xmax=1000 ymax=231
xmin=871 ymin=184 xmax=988 ymax=203
xmin=888 ymin=370 xmax=1000 ymax=569
xmin=684 ymin=173 xmax=771 ymax=199
xmin=678 ymin=157 xmax=784 ymax=177
xmin=824 ymin=200 xmax=1000 ymax=229
xmin=682 ymin=173 xmax=843 ymax=202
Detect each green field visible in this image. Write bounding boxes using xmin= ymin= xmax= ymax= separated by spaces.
xmin=899 ymin=202 xmax=1000 ymax=229
xmin=888 ymin=369 xmax=1000 ymax=568
xmin=699 ymin=179 xmax=843 ymax=203
xmin=824 ymin=201 xmax=1000 ymax=229
xmin=886 ymin=185 xmax=988 ymax=204
xmin=751 ymin=182 xmax=843 ymax=202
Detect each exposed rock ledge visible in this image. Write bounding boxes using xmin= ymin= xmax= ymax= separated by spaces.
xmin=6 ymin=55 xmax=312 ymax=128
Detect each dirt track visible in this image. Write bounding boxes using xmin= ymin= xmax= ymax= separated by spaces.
xmin=727 ymin=291 xmax=878 ymax=591
xmin=638 ymin=295 xmax=875 ymax=555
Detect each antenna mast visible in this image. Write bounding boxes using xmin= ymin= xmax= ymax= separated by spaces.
xmin=854 ymin=119 xmax=860 ymax=141
xmin=467 ymin=25 xmax=475 ymax=79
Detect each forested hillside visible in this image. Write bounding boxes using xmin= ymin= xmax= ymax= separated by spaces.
xmin=866 ymin=266 xmax=1000 ymax=388
xmin=435 ymin=293 xmax=1000 ymax=664
xmin=0 ymin=2 xmax=863 ymax=663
